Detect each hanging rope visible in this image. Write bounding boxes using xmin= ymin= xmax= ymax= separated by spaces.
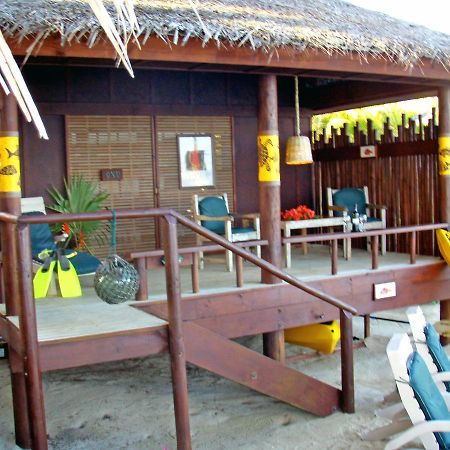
xmin=94 ymin=209 xmax=140 ymax=304
xmin=110 ymin=209 xmax=117 ymax=255
xmin=295 ymin=75 xmax=300 ymax=137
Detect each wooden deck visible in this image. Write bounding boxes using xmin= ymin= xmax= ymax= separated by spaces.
xmin=142 ymin=244 xmax=440 ymax=299
xmin=6 ymin=297 xmax=167 ymax=343
xmin=0 ymin=297 xmax=168 ymax=372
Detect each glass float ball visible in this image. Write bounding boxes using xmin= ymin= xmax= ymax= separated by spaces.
xmin=94 ymin=255 xmax=140 ymax=304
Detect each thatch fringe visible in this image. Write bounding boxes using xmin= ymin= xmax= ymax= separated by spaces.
xmin=1 ymin=0 xmax=449 ymax=69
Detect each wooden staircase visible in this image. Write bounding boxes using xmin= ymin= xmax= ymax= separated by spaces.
xmin=184 ymin=321 xmax=341 ymax=416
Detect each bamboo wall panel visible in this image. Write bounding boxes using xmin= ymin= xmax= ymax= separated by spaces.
xmin=66 ymin=116 xmax=155 ymax=256
xmin=314 ymin=153 xmax=439 ymax=255
xmin=312 ymin=112 xmax=439 ymax=255
xmin=155 ymin=116 xmax=234 ymax=246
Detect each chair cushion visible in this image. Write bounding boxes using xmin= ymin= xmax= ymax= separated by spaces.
xmin=198 ymin=196 xmax=229 ymax=234
xmin=23 ymin=212 xmax=57 ymax=258
xmin=408 ymin=351 xmax=450 ymax=449
xmin=424 ymin=323 xmax=450 ymax=391
xmin=231 ymin=227 xmax=256 ymax=234
xmin=69 ymin=251 xmax=101 ymax=275
xmin=332 ymin=188 xmax=365 ymax=217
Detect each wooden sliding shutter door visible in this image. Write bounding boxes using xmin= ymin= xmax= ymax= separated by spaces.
xmin=155 ymin=116 xmax=234 ymax=246
xmin=66 ymin=116 xmax=156 ymax=256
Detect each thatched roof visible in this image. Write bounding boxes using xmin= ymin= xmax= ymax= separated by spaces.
xmin=1 ymin=0 xmax=450 ymax=69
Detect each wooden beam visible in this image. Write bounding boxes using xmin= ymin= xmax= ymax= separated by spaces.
xmin=8 ymin=36 xmax=450 ymax=83
xmin=313 ymin=140 xmax=438 ymax=162
xmin=137 ymin=262 xmax=450 ymax=338
xmin=303 ymin=80 xmax=437 ymax=113
xmin=183 ymin=322 xmax=340 ymax=417
xmin=39 ymin=328 xmax=168 ymax=372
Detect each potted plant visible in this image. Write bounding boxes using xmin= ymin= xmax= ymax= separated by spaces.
xmin=47 ymin=176 xmax=109 ymax=252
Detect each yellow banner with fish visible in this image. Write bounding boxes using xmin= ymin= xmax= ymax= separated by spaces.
xmin=439 ymin=137 xmax=450 ymax=176
xmin=257 ymin=134 xmax=280 ymax=183
xmin=0 ymin=136 xmax=21 ymax=193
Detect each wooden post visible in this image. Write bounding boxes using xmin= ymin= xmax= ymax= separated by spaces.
xmin=257 ymin=75 xmax=284 ymax=362
xmin=135 ymin=257 xmax=148 ymax=300
xmin=0 ymin=91 xmax=32 ymax=448
xmin=438 ymin=87 xmax=450 ymax=344
xmin=340 ymin=310 xmax=355 ymax=413
xmin=17 ymin=224 xmax=48 ymax=450
xmin=161 ymin=215 xmax=192 ymax=450
xmin=191 ymin=253 xmax=200 ymax=293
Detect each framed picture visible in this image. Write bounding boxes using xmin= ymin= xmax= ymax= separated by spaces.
xmin=177 ymin=134 xmax=215 ymax=188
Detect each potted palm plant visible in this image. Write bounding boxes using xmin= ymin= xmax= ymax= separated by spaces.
xmin=47 ymin=176 xmax=109 ymax=252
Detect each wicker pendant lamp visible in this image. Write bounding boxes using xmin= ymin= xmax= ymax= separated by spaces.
xmin=285 ymin=76 xmax=313 ymax=165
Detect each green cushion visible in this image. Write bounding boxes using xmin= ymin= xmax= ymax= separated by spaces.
xmin=408 ymin=351 xmax=450 ymax=449
xmin=332 ymin=188 xmax=366 ymax=217
xmin=425 ymin=323 xmax=450 ymax=391
xmin=198 ymin=196 xmax=229 ymax=234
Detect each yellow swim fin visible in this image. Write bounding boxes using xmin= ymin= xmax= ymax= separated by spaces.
xmin=56 ymin=250 xmax=82 ymax=298
xmin=33 ymin=257 xmax=56 ymax=299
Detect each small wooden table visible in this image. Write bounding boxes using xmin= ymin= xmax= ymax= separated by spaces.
xmin=281 ymin=217 xmax=347 ymax=268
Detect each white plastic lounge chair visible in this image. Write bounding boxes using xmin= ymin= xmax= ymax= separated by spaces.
xmin=385 ymin=333 xmax=450 ymax=450
xmin=363 ymin=306 xmax=450 ymax=442
xmin=407 ymin=305 xmax=450 ymax=393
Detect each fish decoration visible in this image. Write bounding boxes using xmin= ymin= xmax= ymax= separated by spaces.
xmin=0 ymin=165 xmax=18 ymax=175
xmin=5 ymin=147 xmax=18 ymax=159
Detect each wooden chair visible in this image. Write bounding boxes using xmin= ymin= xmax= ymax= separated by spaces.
xmin=327 ymin=186 xmax=387 ymax=258
xmin=192 ymin=193 xmax=260 ymax=271
xmin=384 ymin=333 xmax=450 ymax=450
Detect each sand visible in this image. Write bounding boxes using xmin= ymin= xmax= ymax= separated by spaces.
xmin=0 ymin=304 xmax=441 ymax=450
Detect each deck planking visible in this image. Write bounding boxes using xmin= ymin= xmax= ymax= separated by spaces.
xmin=7 ymin=297 xmax=167 ymax=344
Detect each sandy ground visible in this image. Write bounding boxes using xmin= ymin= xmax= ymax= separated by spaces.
xmin=0 ymin=304 xmax=441 ymax=450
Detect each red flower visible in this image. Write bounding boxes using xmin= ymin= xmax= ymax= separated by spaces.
xmin=281 ymin=205 xmax=315 ymax=221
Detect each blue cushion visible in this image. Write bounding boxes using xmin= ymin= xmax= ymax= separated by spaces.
xmin=69 ymin=251 xmax=101 ymax=275
xmin=408 ymin=351 xmax=450 ymax=449
xmin=332 ymin=188 xmax=366 ymax=217
xmin=198 ymin=196 xmax=229 ymax=234
xmin=231 ymin=227 xmax=255 ymax=235
xmin=24 ymin=212 xmax=57 ymax=258
xmin=425 ymin=323 xmax=450 ymax=391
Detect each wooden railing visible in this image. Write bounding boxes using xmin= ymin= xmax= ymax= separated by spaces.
xmin=283 ymin=223 xmax=448 ymax=275
xmin=129 ymin=239 xmax=268 ymax=298
xmin=0 ymin=207 xmax=358 ymax=450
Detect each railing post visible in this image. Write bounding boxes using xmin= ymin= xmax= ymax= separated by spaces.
xmin=410 ymin=231 xmax=417 ymax=265
xmin=236 ymin=255 xmax=244 ymax=287
xmin=161 ymin=214 xmax=192 ymax=450
xmin=17 ymin=223 xmax=48 ymax=449
xmin=371 ymin=235 xmax=379 ymax=270
xmin=331 ymin=239 xmax=338 ymax=275
xmin=340 ymin=309 xmax=355 ymax=413
xmin=191 ymin=253 xmax=200 ymax=293
xmin=135 ymin=257 xmax=148 ymax=300
xmin=364 ymin=315 xmax=371 ymax=338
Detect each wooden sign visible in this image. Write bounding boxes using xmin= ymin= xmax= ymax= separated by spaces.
xmin=360 ymin=145 xmax=377 ymax=158
xmin=374 ymin=281 xmax=396 ymax=300
xmin=100 ymin=168 xmax=123 ymax=181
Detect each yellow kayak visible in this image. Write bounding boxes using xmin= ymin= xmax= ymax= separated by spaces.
xmin=437 ymin=229 xmax=450 ymax=266
xmin=284 ymin=320 xmax=341 ymax=354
